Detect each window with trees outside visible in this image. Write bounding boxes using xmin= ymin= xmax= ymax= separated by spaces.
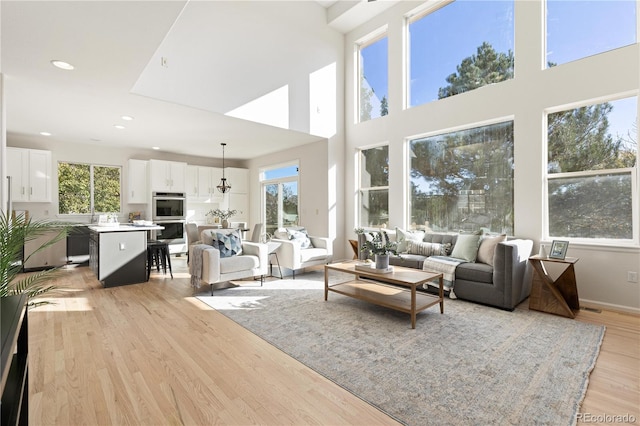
xmin=261 ymin=164 xmax=299 ymax=236
xmin=547 ymin=96 xmax=638 ymax=241
xmin=58 ymin=162 xmax=121 ymax=215
xmin=407 ymin=0 xmax=514 ymax=107
xmin=358 ymin=28 xmax=388 ymax=123
xmin=546 ymin=0 xmax=636 ymax=68
xmin=359 ymin=145 xmax=389 ymax=227
xmin=409 ymin=121 xmax=514 ymax=235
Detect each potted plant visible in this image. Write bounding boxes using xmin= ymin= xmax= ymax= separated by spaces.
xmin=354 ymin=228 xmax=399 ymax=270
xmin=0 ymin=211 xmax=69 ymax=305
xmin=206 ymin=208 xmax=239 ymax=228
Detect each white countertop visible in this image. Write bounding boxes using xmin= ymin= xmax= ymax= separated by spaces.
xmin=88 ymin=224 xmax=164 ymax=233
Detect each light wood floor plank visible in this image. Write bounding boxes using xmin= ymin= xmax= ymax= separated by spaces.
xmin=26 ymin=258 xmax=639 ymax=425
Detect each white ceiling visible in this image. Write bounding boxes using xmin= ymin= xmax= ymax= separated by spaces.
xmin=1 ymin=0 xmax=397 ymax=160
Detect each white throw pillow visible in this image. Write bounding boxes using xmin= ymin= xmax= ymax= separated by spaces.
xmin=395 ymin=227 xmax=425 ymax=253
xmin=287 ymin=228 xmax=313 ymax=249
xmin=476 ymin=234 xmax=507 ymax=266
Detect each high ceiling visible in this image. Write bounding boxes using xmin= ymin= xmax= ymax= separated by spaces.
xmin=1 ymin=0 xmax=398 ymax=160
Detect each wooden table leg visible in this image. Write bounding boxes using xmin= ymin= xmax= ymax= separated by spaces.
xmin=439 ymin=276 xmax=444 ymax=314
xmin=324 ymin=265 xmax=329 ymax=301
xmin=411 ymin=285 xmax=416 ymax=329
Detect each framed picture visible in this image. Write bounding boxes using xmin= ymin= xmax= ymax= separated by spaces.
xmin=549 ymin=240 xmax=569 ymax=260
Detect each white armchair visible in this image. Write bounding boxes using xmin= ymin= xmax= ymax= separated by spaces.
xmin=272 ymin=229 xmax=333 ymax=278
xmin=190 ymin=229 xmax=268 ymax=295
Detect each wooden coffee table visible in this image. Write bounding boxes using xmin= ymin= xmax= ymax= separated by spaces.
xmin=324 ymin=260 xmax=444 ymax=329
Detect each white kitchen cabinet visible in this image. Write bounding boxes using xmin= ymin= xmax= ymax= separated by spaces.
xmin=186 ymin=165 xmax=224 ymax=202
xmin=7 ymin=147 xmax=52 ymax=202
xmin=149 ymin=159 xmax=186 ymax=193
xmin=227 ymin=193 xmax=248 ymax=221
xmin=224 ymin=167 xmax=248 ymax=194
xmin=127 ymin=159 xmax=148 ymax=204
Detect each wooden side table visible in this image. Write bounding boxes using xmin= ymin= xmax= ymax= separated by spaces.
xmin=528 ymin=255 xmax=579 ymax=318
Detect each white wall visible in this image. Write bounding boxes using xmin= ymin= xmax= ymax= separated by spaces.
xmin=344 ymin=1 xmax=640 ymax=312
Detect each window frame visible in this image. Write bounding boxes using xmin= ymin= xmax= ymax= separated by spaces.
xmin=357 ymin=143 xmax=390 ymax=228
xmin=355 ymin=25 xmax=389 ymax=124
xmin=57 ymin=161 xmax=122 ymax=216
xmin=544 ymin=96 xmax=639 ymax=245
xmin=406 ymin=119 xmax=515 ymax=234
xmin=259 ymin=162 xmax=300 ymax=234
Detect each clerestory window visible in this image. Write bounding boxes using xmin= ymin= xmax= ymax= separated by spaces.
xmin=357 ymin=28 xmax=389 ymax=123
xmin=407 ymin=0 xmax=514 ymax=107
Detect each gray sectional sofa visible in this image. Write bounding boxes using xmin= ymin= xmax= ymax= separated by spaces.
xmin=357 ymin=230 xmax=533 ymax=311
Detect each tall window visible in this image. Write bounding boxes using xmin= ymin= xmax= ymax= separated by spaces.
xmin=409 ymin=121 xmax=514 ymax=234
xmin=358 ymin=145 xmax=389 ymax=227
xmin=261 ymin=164 xmax=299 ymax=236
xmin=546 ymin=0 xmax=636 ymax=68
xmin=357 ymin=28 xmax=388 ymax=123
xmin=58 ymin=162 xmax=121 ymax=215
xmin=407 ymin=0 xmax=514 ymax=107
xmin=547 ymin=97 xmax=638 ymax=240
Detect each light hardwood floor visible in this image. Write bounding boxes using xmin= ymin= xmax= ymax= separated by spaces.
xmin=27 ymin=257 xmax=639 ymax=425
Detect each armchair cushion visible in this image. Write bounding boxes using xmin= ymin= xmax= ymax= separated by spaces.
xmin=220 ymin=254 xmax=259 ymax=274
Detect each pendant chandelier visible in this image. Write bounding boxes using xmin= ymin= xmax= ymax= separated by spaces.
xmin=217 ymin=142 xmax=232 ymax=193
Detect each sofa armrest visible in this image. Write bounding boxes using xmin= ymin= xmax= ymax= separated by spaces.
xmin=201 ymin=246 xmax=221 ymax=284
xmin=493 ymin=239 xmax=534 ymax=308
xmin=242 ymin=241 xmax=269 ymax=275
xmin=309 ymin=236 xmax=333 ymax=256
xmin=272 ymin=238 xmax=301 ymax=270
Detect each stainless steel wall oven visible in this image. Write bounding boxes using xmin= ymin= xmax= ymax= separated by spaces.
xmin=152 ymin=192 xmax=186 ymax=221
xmin=152 ymin=192 xmax=187 ymax=251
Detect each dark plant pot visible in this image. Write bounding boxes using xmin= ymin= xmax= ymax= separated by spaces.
xmin=375 ymin=254 xmax=390 ymax=270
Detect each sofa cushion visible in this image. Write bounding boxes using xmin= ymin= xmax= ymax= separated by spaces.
xmin=406 ymin=240 xmax=448 ymax=256
xmin=449 ymin=232 xmax=482 ymax=262
xmin=300 ymin=248 xmax=328 ymax=263
xmin=476 ymin=234 xmax=507 ymax=266
xmin=219 ymin=254 xmax=259 ymax=274
xmin=423 ymin=233 xmax=457 ymax=254
xmin=390 ymin=253 xmax=425 ymax=269
xmin=395 ymin=227 xmax=425 ymax=252
xmin=209 ymin=230 xmax=243 ymax=258
xmin=455 ymin=262 xmax=493 ymax=284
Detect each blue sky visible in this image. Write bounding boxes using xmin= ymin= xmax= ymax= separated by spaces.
xmin=361 ymin=0 xmax=637 ymax=142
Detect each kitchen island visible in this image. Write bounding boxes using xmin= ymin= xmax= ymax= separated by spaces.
xmin=88 ymin=224 xmax=163 ymax=287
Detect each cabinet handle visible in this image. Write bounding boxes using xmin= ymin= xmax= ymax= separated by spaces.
xmin=30 ymin=187 xmax=33 ymax=195
xmin=22 ymin=187 xmax=25 ymax=195
xmin=131 ymin=190 xmax=134 ymax=198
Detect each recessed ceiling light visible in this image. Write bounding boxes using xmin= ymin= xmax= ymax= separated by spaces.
xmin=51 ymin=60 xmax=75 ymax=70
xmin=114 ymin=125 xmax=125 ymax=130
xmin=152 ymin=146 xmax=160 ymax=150
xmin=90 ymin=138 xmax=102 ymax=142
xmin=39 ymin=131 xmax=52 ymax=136
xmin=121 ymin=115 xmax=134 ymax=121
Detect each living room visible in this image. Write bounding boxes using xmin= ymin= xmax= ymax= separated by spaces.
xmin=1 ymin=0 xmax=639 ymax=424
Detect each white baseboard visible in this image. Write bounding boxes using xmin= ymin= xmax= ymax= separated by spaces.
xmin=579 ymin=298 xmax=640 ymax=315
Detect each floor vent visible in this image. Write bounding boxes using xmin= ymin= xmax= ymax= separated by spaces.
xmin=581 ymin=306 xmax=602 ymax=313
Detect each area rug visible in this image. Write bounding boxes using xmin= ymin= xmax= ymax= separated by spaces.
xmin=196 ymin=271 xmax=605 ymax=426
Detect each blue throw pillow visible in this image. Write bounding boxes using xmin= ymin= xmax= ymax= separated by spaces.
xmin=211 ymin=230 xmax=243 ymax=258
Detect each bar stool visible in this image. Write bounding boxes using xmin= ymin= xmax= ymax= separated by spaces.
xmin=147 ymin=240 xmax=173 ymax=280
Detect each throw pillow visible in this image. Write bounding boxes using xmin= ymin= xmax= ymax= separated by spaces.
xmin=406 ymin=240 xmax=448 ymax=257
xmin=210 ymin=230 xmax=243 ymax=258
xmin=287 ymin=228 xmax=313 ymax=249
xmin=395 ymin=227 xmax=425 ymax=253
xmin=449 ymin=232 xmax=482 ymax=262
xmin=476 ymin=234 xmax=507 ymax=266
xmin=273 ymin=229 xmax=289 ymax=240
